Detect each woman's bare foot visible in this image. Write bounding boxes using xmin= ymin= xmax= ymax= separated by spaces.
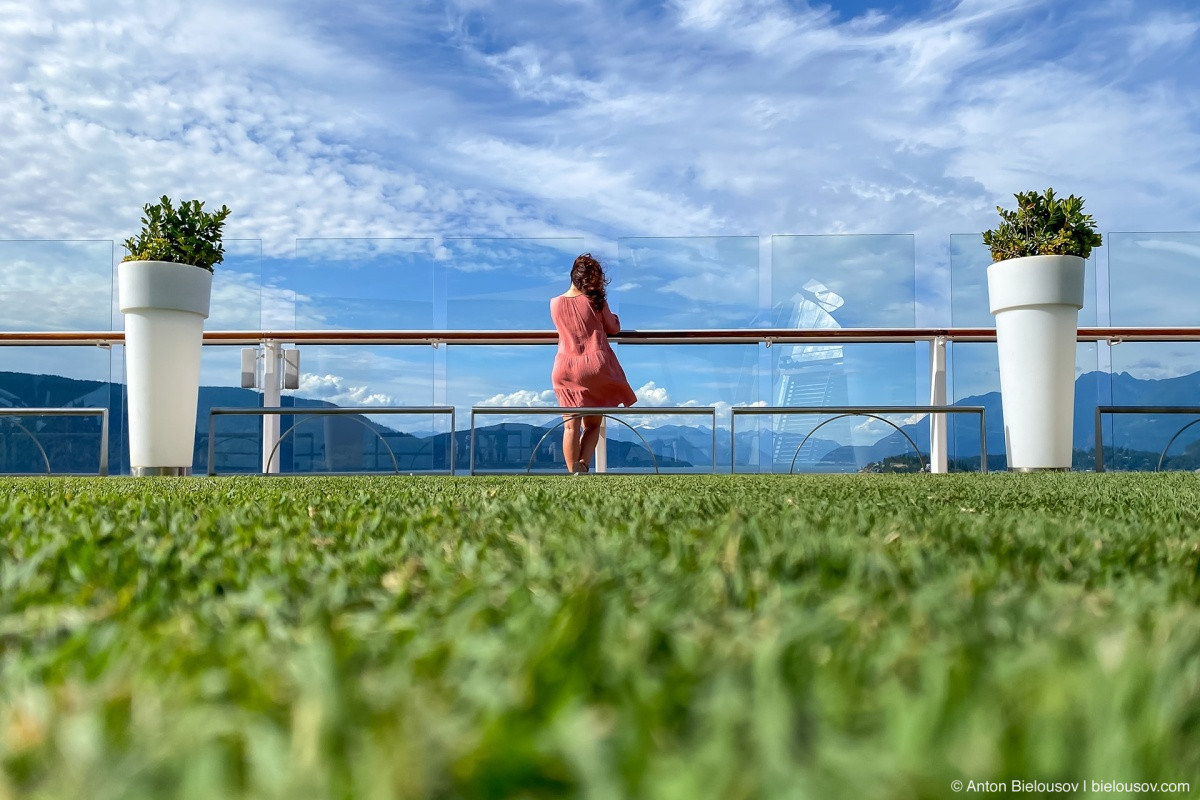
xmin=575 ymin=460 xmax=589 ymax=474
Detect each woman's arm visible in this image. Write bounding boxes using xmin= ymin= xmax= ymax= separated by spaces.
xmin=600 ymin=303 xmax=621 ymax=335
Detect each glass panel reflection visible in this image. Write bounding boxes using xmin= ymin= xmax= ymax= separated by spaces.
xmin=615 ymin=237 xmax=760 ymax=328
xmin=269 ymin=239 xmax=437 ymax=330
xmin=734 ymin=411 xmax=934 ymax=474
xmin=207 ymin=239 xmax=263 ymax=331
xmin=0 ymin=237 xmax=117 ymax=470
xmin=196 ymin=346 xmax=263 ymax=474
xmin=768 ymin=235 xmax=918 ymax=472
xmin=469 ymin=409 xmax=716 ymax=474
xmin=1108 ymin=232 xmax=1200 ymax=326
xmin=0 ymin=240 xmax=114 ymax=332
xmin=0 ymin=390 xmax=111 ymax=475
xmin=1104 ymin=342 xmax=1200 ymax=470
xmin=271 ymin=408 xmax=453 ymax=475
xmin=444 ymin=238 xmax=585 ymax=330
xmin=446 ymin=343 xmax=549 ymax=475
xmin=1104 ymin=233 xmax=1200 ymax=469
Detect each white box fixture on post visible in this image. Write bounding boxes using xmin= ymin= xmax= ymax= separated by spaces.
xmin=241 ymin=343 xmax=301 ymax=473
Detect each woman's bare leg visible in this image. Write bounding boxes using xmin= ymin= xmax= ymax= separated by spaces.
xmin=578 ymin=415 xmax=604 ymax=470
xmin=563 ymin=416 xmax=582 ymax=472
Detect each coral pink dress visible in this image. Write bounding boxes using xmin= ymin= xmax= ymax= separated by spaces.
xmin=550 ymin=294 xmax=637 ymax=408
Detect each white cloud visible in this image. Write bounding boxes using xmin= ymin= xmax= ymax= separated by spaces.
xmin=2 ymin=0 xmax=1200 ymax=334
xmin=660 ymin=269 xmax=758 ymax=309
xmin=635 ymin=380 xmax=671 ymax=405
xmin=0 ymin=243 xmax=114 ymax=331
xmin=480 ymin=388 xmax=557 ymax=406
xmin=1125 ymin=11 xmax=1200 ymax=60
xmin=296 ymin=373 xmax=397 ymax=407
xmin=850 ymin=411 xmax=929 ymax=441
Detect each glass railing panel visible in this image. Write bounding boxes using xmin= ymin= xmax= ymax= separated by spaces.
xmin=617 ymin=343 xmax=760 ymax=471
xmin=734 ymin=409 xmax=937 ymax=474
xmin=768 ymin=235 xmax=919 ymax=471
xmin=446 ymin=343 xmax=555 ymax=471
xmin=943 ymin=343 xmax=1105 ymax=471
xmin=944 ymin=343 xmax=1003 ymax=470
xmin=773 ymin=234 xmax=915 ymax=328
xmin=466 ymin=407 xmax=718 ymax=474
xmin=0 ymin=362 xmax=115 ymax=475
xmin=443 ymin=238 xmax=585 ymax=329
xmin=1102 ymin=342 xmax=1200 ymax=470
xmin=1101 ymin=233 xmax=1200 ymax=469
xmin=949 ymin=234 xmax=1099 ymax=326
xmin=110 ymin=240 xmax=264 ymax=332
xmin=207 ymin=239 xmax=263 ymax=330
xmin=193 ymin=345 xmax=265 ymax=474
xmin=615 ymin=237 xmax=760 ymax=328
xmin=948 ymin=234 xmax=993 ymax=328
xmin=602 ymin=238 xmax=763 ymax=468
xmin=272 ymin=344 xmax=439 ymax=474
xmin=0 ymin=241 xmax=118 ymax=472
xmin=267 ymin=407 xmax=453 ymax=475
xmin=948 ymin=235 xmax=1101 ymax=468
xmin=266 ymin=239 xmax=437 ymax=330
xmin=948 ymin=235 xmax=1002 ymax=469
xmin=202 ymin=343 xmax=445 ymax=475
xmin=1108 ymin=232 xmax=1200 ymax=326
xmin=0 ymin=240 xmax=115 ymax=332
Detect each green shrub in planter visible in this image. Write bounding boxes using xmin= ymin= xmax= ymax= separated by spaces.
xmin=121 ymin=195 xmax=232 ymax=272
xmin=982 ymin=188 xmax=1102 ymax=262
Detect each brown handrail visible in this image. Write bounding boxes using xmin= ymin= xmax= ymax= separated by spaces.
xmin=4 ymin=326 xmax=1200 ymax=346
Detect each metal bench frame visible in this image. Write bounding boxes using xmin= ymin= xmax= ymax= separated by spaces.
xmin=0 ymin=408 xmax=109 ymax=476
xmin=729 ymin=405 xmax=987 ymax=474
xmin=469 ymin=405 xmax=718 ymax=475
xmin=207 ymin=406 xmax=455 ymax=476
xmin=1094 ymin=405 xmax=1200 ymax=472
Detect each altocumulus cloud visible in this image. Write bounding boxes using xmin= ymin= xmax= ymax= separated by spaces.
xmin=2 ymin=0 xmax=1198 ymax=258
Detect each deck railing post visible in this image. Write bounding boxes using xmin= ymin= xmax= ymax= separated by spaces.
xmin=596 ymin=418 xmax=607 ymax=473
xmin=929 ymin=337 xmax=948 ymax=474
xmin=262 ymin=340 xmax=282 ymax=474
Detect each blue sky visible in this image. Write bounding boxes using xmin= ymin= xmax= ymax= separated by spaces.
xmin=2 ymin=0 xmax=1200 ymax=422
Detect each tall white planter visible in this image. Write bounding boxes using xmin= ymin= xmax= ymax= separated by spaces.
xmin=987 ymin=254 xmax=1085 ymax=471
xmin=118 ymin=261 xmax=212 ymax=476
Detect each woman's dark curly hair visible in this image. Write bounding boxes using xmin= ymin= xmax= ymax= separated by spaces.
xmin=571 ymin=253 xmax=609 ymax=312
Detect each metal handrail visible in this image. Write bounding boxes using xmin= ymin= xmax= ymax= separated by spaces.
xmin=6 ymin=326 xmax=1200 ymax=347
xmin=469 ymin=405 xmax=717 ymax=475
xmin=0 ymin=408 xmax=109 ymax=476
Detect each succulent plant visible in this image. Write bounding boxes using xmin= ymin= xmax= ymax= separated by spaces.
xmin=983 ymin=188 xmax=1102 ymax=262
xmin=122 ymin=195 xmax=232 ymax=272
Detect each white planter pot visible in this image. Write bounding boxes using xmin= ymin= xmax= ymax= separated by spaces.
xmin=118 ymin=261 xmax=212 ymax=475
xmin=987 ymin=254 xmax=1085 ymax=471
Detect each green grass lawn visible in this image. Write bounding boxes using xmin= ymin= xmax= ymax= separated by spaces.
xmin=1 ymin=474 xmax=1199 ymax=799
